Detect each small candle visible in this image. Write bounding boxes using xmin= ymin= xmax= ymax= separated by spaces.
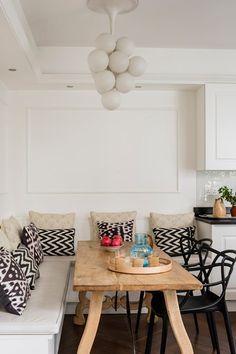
xmin=132 ymin=257 xmax=144 ymax=267
xmin=115 ymin=256 xmax=125 ymax=269
xmin=148 ymin=255 xmax=159 ymax=267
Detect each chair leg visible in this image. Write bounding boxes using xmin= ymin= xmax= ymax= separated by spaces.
xmin=135 ymin=291 xmax=144 ymax=335
xmin=209 ymin=312 xmax=220 ymax=354
xmin=145 ymin=308 xmax=155 ymax=354
xmin=193 ymin=313 xmax=199 ymax=334
xmin=114 ymin=291 xmax=119 ymax=311
xmin=206 ymin=312 xmax=216 ymax=350
xmin=160 ymin=315 xmax=169 ymax=354
xmin=189 ymin=290 xmax=199 ymax=334
xmin=221 ymin=302 xmax=236 ymax=354
xmin=125 ymin=291 xmax=136 ymax=354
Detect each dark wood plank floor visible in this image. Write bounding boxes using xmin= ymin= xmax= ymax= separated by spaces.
xmin=59 ymin=312 xmax=236 ymax=354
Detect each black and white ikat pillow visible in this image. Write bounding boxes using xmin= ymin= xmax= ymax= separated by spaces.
xmin=37 ymin=228 xmax=75 ymax=256
xmin=153 ymin=226 xmax=196 ymax=256
xmin=12 ymin=244 xmax=40 ymax=290
xmin=97 ymin=220 xmax=135 ymax=242
xmin=0 ymin=247 xmax=30 ymax=315
xmin=21 ymin=223 xmax=44 ymax=266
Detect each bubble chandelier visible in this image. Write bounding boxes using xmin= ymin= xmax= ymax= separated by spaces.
xmin=87 ymin=0 xmax=146 ymax=110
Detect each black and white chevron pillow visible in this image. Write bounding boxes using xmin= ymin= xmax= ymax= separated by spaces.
xmin=0 ymin=247 xmax=31 ymax=315
xmin=37 ymin=228 xmax=75 ymax=256
xmin=97 ymin=220 xmax=134 ymax=242
xmin=22 ymin=223 xmax=44 ymax=266
xmin=12 ymin=244 xmax=40 ymax=290
xmin=153 ymin=226 xmax=196 ymax=256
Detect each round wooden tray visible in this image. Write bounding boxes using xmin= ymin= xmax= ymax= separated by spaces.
xmin=108 ymin=257 xmax=172 ymax=274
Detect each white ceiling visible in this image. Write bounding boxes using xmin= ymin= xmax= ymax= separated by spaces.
xmin=1 ymin=0 xmax=236 ymax=90
xmin=20 ymin=0 xmax=236 ymax=49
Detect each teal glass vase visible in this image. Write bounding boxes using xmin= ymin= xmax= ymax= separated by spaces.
xmin=130 ymin=233 xmax=153 ymax=266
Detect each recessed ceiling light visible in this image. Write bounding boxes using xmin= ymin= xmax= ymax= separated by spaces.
xmin=8 ymin=68 xmax=17 ymax=72
xmin=66 ymin=85 xmax=74 ymax=88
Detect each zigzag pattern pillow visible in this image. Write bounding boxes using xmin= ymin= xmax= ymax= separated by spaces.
xmin=97 ymin=220 xmax=134 ymax=242
xmin=37 ymin=228 xmax=75 ymax=256
xmin=12 ymin=244 xmax=40 ymax=290
xmin=22 ymin=223 xmax=44 ymax=266
xmin=0 ymin=247 xmax=30 ymax=315
xmin=153 ymin=226 xmax=196 ymax=256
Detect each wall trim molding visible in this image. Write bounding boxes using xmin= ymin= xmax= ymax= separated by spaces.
xmin=26 ymin=107 xmax=180 ymax=194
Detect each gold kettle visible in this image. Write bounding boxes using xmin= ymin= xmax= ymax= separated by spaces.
xmin=213 ymin=197 xmax=226 ymax=218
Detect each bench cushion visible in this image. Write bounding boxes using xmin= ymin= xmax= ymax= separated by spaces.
xmin=0 ymin=260 xmax=71 ymax=334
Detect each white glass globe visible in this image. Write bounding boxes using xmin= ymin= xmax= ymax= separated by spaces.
xmin=109 ymin=51 xmax=129 ymax=74
xmin=88 ymin=49 xmax=109 ymax=73
xmin=94 ymin=70 xmax=115 ymax=94
xmin=116 ymin=72 xmax=135 ymax=93
xmin=116 ymin=37 xmax=135 ymax=56
xmin=128 ymin=56 xmax=147 ymax=76
xmin=95 ymin=33 xmax=116 ymax=54
xmin=101 ymin=90 xmax=121 ymax=110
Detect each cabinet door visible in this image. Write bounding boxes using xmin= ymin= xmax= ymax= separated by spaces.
xmin=212 ymin=225 xmax=236 ymax=300
xmin=204 ymin=84 xmax=236 ymax=170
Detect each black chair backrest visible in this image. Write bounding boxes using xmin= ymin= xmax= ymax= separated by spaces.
xmin=179 ymin=235 xmax=212 ymax=267
xmin=196 ymin=246 xmax=236 ymax=300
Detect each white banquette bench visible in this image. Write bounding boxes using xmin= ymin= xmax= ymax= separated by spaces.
xmin=0 ymin=211 xmax=197 ymax=354
xmin=0 ymin=212 xmax=79 ymax=354
xmin=0 ymin=257 xmax=73 ymax=354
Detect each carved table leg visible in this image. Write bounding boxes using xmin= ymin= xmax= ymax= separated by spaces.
xmin=76 ymin=291 xmax=104 ymax=354
xmin=73 ymin=291 xmax=89 ymax=325
xmin=163 ymin=290 xmax=193 ymax=354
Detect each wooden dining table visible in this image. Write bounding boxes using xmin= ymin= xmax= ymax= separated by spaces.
xmin=73 ymin=241 xmax=202 ymax=354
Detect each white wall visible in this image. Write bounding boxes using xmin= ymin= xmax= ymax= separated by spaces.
xmin=7 ymin=89 xmax=197 ymax=239
xmin=0 ymin=82 xmax=9 ymax=216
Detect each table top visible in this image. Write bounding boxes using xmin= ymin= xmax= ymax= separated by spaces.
xmin=73 ymin=241 xmax=202 ymax=292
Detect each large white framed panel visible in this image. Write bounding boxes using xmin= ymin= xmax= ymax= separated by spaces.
xmin=211 ymin=225 xmax=236 ymax=300
xmin=204 ymin=84 xmax=236 ymax=169
xmin=216 ymin=94 xmax=236 ymax=159
xmin=27 ymin=109 xmax=178 ymax=193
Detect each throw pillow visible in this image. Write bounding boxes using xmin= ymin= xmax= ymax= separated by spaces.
xmin=149 ymin=212 xmax=195 ymax=239
xmin=97 ymin=220 xmax=135 ymax=242
xmin=29 ymin=210 xmax=75 ymax=229
xmin=90 ymin=211 xmax=137 ymax=240
xmin=12 ymin=244 xmax=40 ymax=290
xmin=153 ymin=226 xmax=196 ymax=256
xmin=37 ymin=228 xmax=75 ymax=256
xmin=0 ymin=230 xmax=11 ymax=251
xmin=1 ymin=216 xmax=22 ymax=251
xmin=21 ymin=223 xmax=44 ymax=266
xmin=0 ymin=247 xmax=30 ymax=315
xmin=150 ymin=212 xmax=194 ymax=228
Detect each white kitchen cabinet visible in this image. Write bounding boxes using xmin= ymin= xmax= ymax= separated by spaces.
xmin=196 ymin=220 xmax=236 ymax=300
xmin=197 ymin=84 xmax=236 ymax=170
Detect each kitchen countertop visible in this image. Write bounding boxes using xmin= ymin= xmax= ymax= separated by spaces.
xmin=194 ymin=207 xmax=236 ymax=225
xmin=195 ymin=215 xmax=236 ymax=225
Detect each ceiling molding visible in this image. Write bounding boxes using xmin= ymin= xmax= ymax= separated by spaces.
xmin=0 ymin=0 xmax=41 ymax=78
xmin=1 ymin=2 xmax=236 ymax=89
xmin=37 ymin=72 xmax=236 ymax=86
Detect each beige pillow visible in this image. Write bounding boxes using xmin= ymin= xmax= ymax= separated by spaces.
xmin=90 ymin=211 xmax=137 ymax=240
xmin=150 ymin=212 xmax=194 ymax=237
xmin=1 ymin=216 xmax=22 ymax=251
xmin=29 ymin=210 xmax=75 ymax=229
xmin=0 ymin=229 xmax=11 ymax=251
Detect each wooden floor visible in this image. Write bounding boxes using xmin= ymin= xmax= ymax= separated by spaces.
xmin=58 ymin=312 xmax=236 ymax=354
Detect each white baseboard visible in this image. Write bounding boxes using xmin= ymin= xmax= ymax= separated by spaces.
xmin=66 ymin=300 xmax=236 ymax=315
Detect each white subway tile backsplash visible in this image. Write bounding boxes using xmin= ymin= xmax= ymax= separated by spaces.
xmin=197 ymin=171 xmax=236 ymax=206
